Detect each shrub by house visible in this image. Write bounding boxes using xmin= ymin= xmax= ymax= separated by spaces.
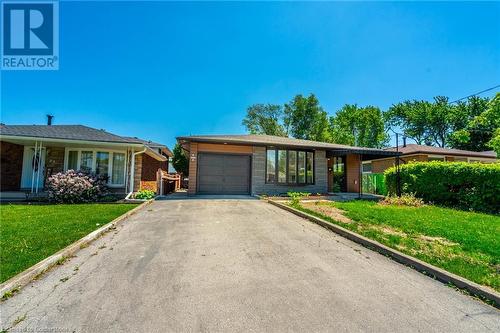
xmin=47 ymin=170 xmax=108 ymax=203
xmin=385 ymin=161 xmax=500 ymax=213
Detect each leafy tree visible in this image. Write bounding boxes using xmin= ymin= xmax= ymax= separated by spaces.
xmin=330 ymin=104 xmax=389 ymax=148
xmin=448 ymin=96 xmax=495 ymax=151
xmin=172 ymin=143 xmax=189 ymax=176
xmin=283 ymin=94 xmax=331 ymax=142
xmin=385 ymin=100 xmax=431 ymax=145
xmin=427 ymin=96 xmax=453 ymax=147
xmin=242 ymin=104 xmax=287 ymax=136
xmin=489 ymin=128 xmax=500 ymax=156
xmin=385 ymin=96 xmax=474 ymax=148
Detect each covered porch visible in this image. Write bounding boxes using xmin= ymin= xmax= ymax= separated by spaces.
xmin=0 ymin=137 xmax=143 ymax=201
xmin=326 ymin=149 xmax=400 ymax=195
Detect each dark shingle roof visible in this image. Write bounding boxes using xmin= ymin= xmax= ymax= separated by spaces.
xmin=0 ymin=125 xmax=171 ymax=157
xmin=123 ymin=136 xmax=173 ymax=157
xmin=177 ymin=134 xmax=398 ymax=155
xmin=0 ymin=125 xmax=139 ymax=144
xmin=385 ymin=144 xmax=497 ymax=159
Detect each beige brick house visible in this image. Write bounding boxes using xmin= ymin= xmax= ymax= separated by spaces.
xmin=363 ymin=144 xmax=497 ymax=174
xmin=0 ymin=124 xmax=172 ymax=200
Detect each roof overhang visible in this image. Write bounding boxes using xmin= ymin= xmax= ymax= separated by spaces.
xmin=177 ymin=136 xmax=400 ymax=157
xmin=144 ymin=146 xmax=168 ymax=162
xmin=0 ymin=134 xmax=144 ymax=148
xmin=400 ymin=151 xmax=496 ymax=159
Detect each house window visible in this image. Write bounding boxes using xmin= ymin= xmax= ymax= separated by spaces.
xmin=65 ymin=149 xmax=127 ymax=186
xmin=112 ymin=153 xmax=125 ymax=185
xmin=428 ymin=156 xmax=445 ymax=162
xmin=80 ymin=151 xmax=93 ymax=172
xmin=277 ymin=150 xmax=287 ymax=183
xmin=67 ymin=151 xmax=78 ymax=170
xmin=288 ymin=151 xmax=297 ymax=183
xmin=266 ymin=148 xmax=314 ymax=185
xmin=298 ymin=151 xmax=306 ymax=183
xmin=266 ymin=149 xmax=276 ymax=183
xmin=362 ymin=162 xmax=372 ymax=173
xmin=306 ymin=152 xmax=314 ymax=183
xmin=96 ymin=152 xmax=109 ymax=177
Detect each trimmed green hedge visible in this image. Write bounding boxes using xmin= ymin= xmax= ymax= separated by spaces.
xmin=385 ymin=162 xmax=500 ymax=213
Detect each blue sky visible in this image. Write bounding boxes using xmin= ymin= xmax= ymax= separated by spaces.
xmin=1 ymin=1 xmax=499 ymax=149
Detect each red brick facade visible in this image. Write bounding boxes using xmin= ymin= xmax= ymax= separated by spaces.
xmin=0 ymin=141 xmax=24 ymax=191
xmin=141 ymin=153 xmax=168 ymax=181
xmin=137 ymin=153 xmax=169 ymax=192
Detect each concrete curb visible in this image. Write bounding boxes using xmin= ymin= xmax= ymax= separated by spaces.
xmin=268 ymin=199 xmax=500 ymax=308
xmin=0 ymin=199 xmax=154 ymax=298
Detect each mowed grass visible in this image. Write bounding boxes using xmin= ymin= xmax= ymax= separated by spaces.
xmin=295 ymin=200 xmax=500 ymax=292
xmin=0 ymin=203 xmax=138 ymax=283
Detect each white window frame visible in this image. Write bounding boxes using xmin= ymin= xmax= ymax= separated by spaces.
xmin=64 ymin=148 xmax=128 ymax=187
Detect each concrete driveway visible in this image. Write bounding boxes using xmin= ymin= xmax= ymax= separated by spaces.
xmin=1 ymin=199 xmax=499 ymax=332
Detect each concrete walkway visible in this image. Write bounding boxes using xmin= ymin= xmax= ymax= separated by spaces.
xmin=1 ymin=199 xmax=498 ymax=332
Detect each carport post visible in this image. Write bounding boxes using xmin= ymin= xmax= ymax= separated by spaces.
xmin=395 ymin=133 xmax=401 ymax=197
xmin=358 ymin=154 xmax=362 ymax=199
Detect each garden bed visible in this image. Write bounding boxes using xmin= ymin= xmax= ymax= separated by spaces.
xmin=0 ymin=203 xmax=138 ymax=283
xmin=292 ymin=200 xmax=500 ymax=292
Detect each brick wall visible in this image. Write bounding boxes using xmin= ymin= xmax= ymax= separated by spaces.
xmin=371 ymin=154 xmax=428 ymax=173
xmin=141 ymin=154 xmax=168 ymax=181
xmin=133 ymin=154 xmax=142 ymax=192
xmin=139 ymin=153 xmax=168 ymax=192
xmin=346 ymin=154 xmax=360 ymax=193
xmin=0 ymin=141 xmax=24 ymax=191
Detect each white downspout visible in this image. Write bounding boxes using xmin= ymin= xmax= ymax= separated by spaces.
xmin=125 ymin=146 xmax=147 ymax=199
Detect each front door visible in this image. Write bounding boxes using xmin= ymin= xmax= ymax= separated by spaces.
xmin=328 ymin=156 xmax=346 ymax=192
xmin=20 ymin=146 xmax=46 ymax=190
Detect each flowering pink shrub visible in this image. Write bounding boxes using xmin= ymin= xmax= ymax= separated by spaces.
xmin=47 ymin=170 xmax=108 ymax=203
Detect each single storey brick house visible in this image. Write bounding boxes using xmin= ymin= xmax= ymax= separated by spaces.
xmin=0 ymin=124 xmax=172 ymax=199
xmin=177 ymin=134 xmax=399 ymax=196
xmin=363 ymin=144 xmax=497 ymax=174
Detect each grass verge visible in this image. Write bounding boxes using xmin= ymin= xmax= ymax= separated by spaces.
xmin=0 ymin=203 xmax=138 ymax=283
xmin=293 ymin=200 xmax=500 ymax=292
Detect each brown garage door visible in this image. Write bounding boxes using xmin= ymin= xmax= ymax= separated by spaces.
xmin=197 ymin=153 xmax=251 ymax=195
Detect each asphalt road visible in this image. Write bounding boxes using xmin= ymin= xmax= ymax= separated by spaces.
xmin=1 ymin=198 xmax=499 ymax=332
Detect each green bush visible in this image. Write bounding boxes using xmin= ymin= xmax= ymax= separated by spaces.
xmin=385 ymin=162 xmax=500 ymax=213
xmin=134 ymin=189 xmax=156 ymax=200
xmin=287 ymin=191 xmax=311 ymax=206
xmin=379 ymin=193 xmax=425 ymax=207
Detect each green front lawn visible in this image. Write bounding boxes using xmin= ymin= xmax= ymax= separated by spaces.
xmin=0 ymin=203 xmax=138 ymax=283
xmin=294 ymin=200 xmax=500 ymax=292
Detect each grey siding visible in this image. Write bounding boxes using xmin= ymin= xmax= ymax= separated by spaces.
xmin=251 ymin=146 xmax=327 ymax=195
